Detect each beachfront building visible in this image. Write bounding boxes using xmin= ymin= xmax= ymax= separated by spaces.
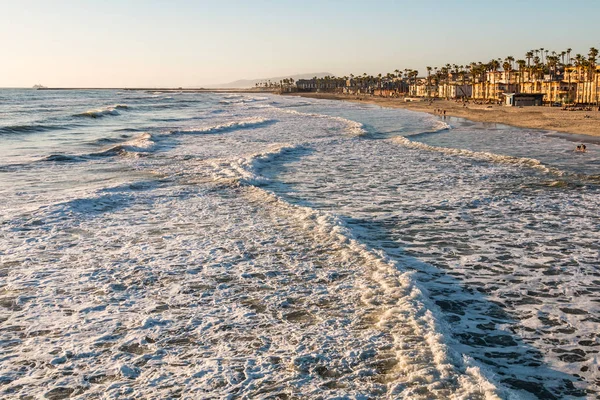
xmin=472 ymin=82 xmax=510 ymax=101
xmin=296 ymin=79 xmax=317 ymax=91
xmin=504 ymin=93 xmax=544 ymax=106
xmin=438 ymin=83 xmax=472 ymax=99
xmin=517 ymin=72 xmax=568 ymax=103
xmin=514 ymin=65 xmax=596 ymax=105
xmin=564 ymin=65 xmax=600 ymax=104
xmin=371 ymin=76 xmax=409 ymax=97
xmin=574 ymin=80 xmax=599 ymax=105
xmin=296 ymin=77 xmax=346 ymax=93
xmin=472 ymin=71 xmax=519 ymax=101
xmin=409 ymin=78 xmax=437 ymax=97
xmin=434 ymin=70 xmax=473 ymax=99
xmin=540 ymin=80 xmax=576 ymax=103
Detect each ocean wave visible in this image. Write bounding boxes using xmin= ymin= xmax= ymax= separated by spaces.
xmin=219 ymin=99 xmax=242 ymax=105
xmin=137 ymin=103 xmax=190 ymax=110
xmin=278 ymin=109 xmax=367 ymax=136
xmin=402 ymin=121 xmax=452 ymax=139
xmin=209 ymin=144 xmax=304 ymax=187
xmin=219 ymin=96 xmax=269 ymax=105
xmin=114 ymin=128 xmax=142 ymax=132
xmin=89 ymin=132 xmax=155 ymax=157
xmin=171 ymin=117 xmax=274 ymax=135
xmin=205 ymin=144 xmax=506 ymax=396
xmin=36 ymin=133 xmax=156 ymax=162
xmin=0 ymin=124 xmax=71 ymax=135
xmin=42 ymin=154 xmax=85 ymax=162
xmin=393 ymin=136 xmax=563 ymax=174
xmin=427 ymin=120 xmax=452 ymax=133
xmin=92 ymin=136 xmax=129 ymax=145
xmin=73 ymin=104 xmax=130 ymax=118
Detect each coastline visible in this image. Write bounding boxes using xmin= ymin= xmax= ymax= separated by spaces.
xmin=285 ymin=92 xmax=600 ymax=139
xmin=34 ymin=87 xmax=277 ymax=93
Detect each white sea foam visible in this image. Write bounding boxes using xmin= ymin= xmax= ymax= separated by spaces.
xmin=73 ymin=104 xmax=130 ymax=118
xmin=431 ymin=120 xmax=452 ymax=132
xmin=277 ymin=109 xmax=367 ymax=136
xmin=238 ymin=187 xmax=506 ymax=398
xmin=219 ymin=96 xmax=267 ymax=105
xmin=2 ymin=90 xmax=597 ymax=399
xmin=393 ymin=135 xmax=562 ymax=174
xmin=208 ymin=143 xmax=302 ymax=186
xmin=201 ymin=144 xmax=519 ymax=398
xmin=171 ymin=117 xmax=274 ymax=135
xmin=91 ymin=132 xmax=155 ymax=157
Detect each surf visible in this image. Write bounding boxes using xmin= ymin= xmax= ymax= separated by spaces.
xmin=73 ymin=104 xmax=130 ymax=118
xmin=170 ymin=117 xmax=275 ymax=135
xmin=392 ymin=135 xmax=563 ymax=175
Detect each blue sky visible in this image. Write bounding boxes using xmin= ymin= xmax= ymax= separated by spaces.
xmin=1 ymin=0 xmax=599 ymax=87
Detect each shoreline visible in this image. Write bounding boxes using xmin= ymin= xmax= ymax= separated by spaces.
xmin=285 ymin=92 xmax=600 ymax=139
xmin=34 ymin=87 xmax=277 ymax=93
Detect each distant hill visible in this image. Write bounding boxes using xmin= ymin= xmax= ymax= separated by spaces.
xmin=203 ymin=72 xmax=334 ymax=89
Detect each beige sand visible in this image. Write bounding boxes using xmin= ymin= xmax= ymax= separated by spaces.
xmin=286 ymin=93 xmax=600 ymax=138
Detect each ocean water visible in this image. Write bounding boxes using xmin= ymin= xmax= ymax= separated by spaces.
xmin=1 ymin=89 xmax=599 ymax=399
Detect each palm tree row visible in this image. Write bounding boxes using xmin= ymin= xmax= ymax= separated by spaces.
xmin=298 ymin=47 xmax=599 ymax=104
xmin=255 ymin=78 xmax=296 ymax=89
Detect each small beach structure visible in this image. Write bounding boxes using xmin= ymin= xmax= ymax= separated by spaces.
xmin=504 ymin=93 xmax=544 ymax=106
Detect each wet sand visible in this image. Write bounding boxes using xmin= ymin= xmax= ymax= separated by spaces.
xmin=287 ymin=93 xmax=600 ymax=139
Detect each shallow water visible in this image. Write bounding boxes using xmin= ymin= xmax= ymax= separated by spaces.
xmin=1 ymin=89 xmax=599 ymax=399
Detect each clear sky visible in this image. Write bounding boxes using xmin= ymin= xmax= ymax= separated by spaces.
xmin=2 ymin=0 xmax=599 ymax=87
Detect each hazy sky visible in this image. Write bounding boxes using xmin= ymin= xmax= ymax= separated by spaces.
xmin=2 ymin=0 xmax=599 ymax=87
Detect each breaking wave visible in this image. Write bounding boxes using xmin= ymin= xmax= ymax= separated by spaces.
xmin=89 ymin=132 xmax=155 ymax=157
xmin=171 ymin=117 xmax=274 ymax=135
xmin=41 ymin=154 xmax=85 ymax=163
xmin=39 ymin=133 xmax=155 ymax=162
xmin=208 ymin=143 xmax=304 ymax=186
xmin=400 ymin=119 xmax=453 ymax=140
xmin=202 ymin=144 xmax=507 ymax=398
xmin=277 ymin=109 xmax=367 ymax=136
xmin=73 ymin=104 xmax=130 ymax=118
xmin=0 ymin=124 xmax=74 ymax=135
xmin=219 ymin=96 xmax=269 ymax=105
xmin=393 ymin=135 xmax=563 ymax=174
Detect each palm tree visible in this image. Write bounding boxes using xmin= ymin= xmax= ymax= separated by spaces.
xmin=526 ymin=51 xmax=534 ymax=68
xmin=546 ymin=55 xmax=560 ymax=103
xmin=488 ymin=59 xmax=500 ymax=100
xmin=588 ymin=47 xmax=598 ymax=104
xmin=503 ymin=59 xmax=513 ymax=92
xmin=525 ymin=51 xmax=534 ymax=93
xmin=533 ymin=56 xmax=542 ymax=93
xmin=516 ymin=59 xmax=526 ymax=93
xmin=426 ymin=66 xmax=432 ymax=98
xmin=469 ymin=62 xmax=481 ymax=99
xmin=574 ymin=55 xmax=584 ymax=103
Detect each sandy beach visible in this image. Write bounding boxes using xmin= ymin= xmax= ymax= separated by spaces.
xmin=287 ymin=92 xmax=600 ymax=140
